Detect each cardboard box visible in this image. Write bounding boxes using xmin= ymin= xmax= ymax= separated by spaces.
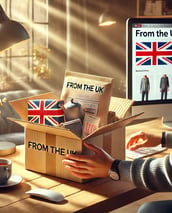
xmin=9 ymin=92 xmax=140 ymax=183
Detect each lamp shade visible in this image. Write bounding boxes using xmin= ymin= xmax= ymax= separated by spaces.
xmin=0 ymin=4 xmax=29 ymax=52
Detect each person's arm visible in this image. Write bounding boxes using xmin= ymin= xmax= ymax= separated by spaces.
xmin=126 ymin=131 xmax=172 ymax=150
xmin=63 ymin=134 xmax=172 ymax=192
xmin=120 ymin=154 xmax=172 ymax=191
xmin=126 ymin=131 xmax=161 ymax=150
xmin=125 ymin=131 xmax=172 ymax=191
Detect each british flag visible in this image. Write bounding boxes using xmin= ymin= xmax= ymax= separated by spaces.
xmin=136 ymin=41 xmax=172 ymax=66
xmin=28 ymin=99 xmax=64 ymax=126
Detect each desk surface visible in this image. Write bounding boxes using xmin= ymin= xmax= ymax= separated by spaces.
xmin=0 ymin=117 xmax=171 ymax=213
xmin=0 ymin=145 xmax=147 ymax=213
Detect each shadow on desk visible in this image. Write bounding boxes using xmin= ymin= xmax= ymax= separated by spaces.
xmin=75 ymin=186 xmax=152 ymax=213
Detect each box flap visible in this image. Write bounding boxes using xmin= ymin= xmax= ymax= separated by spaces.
xmin=8 ymin=117 xmax=81 ymax=141
xmin=109 ymin=97 xmax=134 ymax=119
xmin=9 ymin=92 xmax=58 ymax=121
xmin=83 ymin=112 xmax=143 ymax=141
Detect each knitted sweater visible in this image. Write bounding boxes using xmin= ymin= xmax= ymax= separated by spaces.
xmin=119 ymin=132 xmax=172 ymax=191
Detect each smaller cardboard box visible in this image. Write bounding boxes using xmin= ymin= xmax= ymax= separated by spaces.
xmin=9 ymin=92 xmax=140 ymax=183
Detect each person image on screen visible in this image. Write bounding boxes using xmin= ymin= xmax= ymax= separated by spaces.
xmin=63 ymin=131 xmax=172 ymax=213
xmin=160 ymin=74 xmax=169 ymax=100
xmin=140 ymin=75 xmax=150 ymax=101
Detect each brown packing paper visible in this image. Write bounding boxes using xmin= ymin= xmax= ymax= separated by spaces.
xmin=60 ymin=71 xmax=114 ymax=126
xmin=109 ymin=96 xmax=135 ymax=119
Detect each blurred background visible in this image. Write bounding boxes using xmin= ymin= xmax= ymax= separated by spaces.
xmin=0 ymin=0 xmax=137 ymax=98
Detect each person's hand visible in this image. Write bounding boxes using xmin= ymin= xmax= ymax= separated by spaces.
xmin=62 ymin=141 xmax=114 ymax=179
xmin=126 ymin=131 xmax=161 ymax=150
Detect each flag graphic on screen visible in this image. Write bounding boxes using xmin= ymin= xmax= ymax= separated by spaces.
xmin=28 ymin=99 xmax=64 ymax=126
xmin=136 ymin=41 xmax=172 ymax=66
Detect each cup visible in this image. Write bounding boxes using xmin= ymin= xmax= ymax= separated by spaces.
xmin=0 ymin=159 xmax=12 ymax=185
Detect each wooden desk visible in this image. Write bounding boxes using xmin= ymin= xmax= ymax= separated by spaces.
xmin=0 ymin=117 xmax=171 ymax=213
xmin=0 ymin=145 xmax=152 ymax=213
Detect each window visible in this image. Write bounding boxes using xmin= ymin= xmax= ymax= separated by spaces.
xmin=0 ymin=0 xmax=49 ymax=91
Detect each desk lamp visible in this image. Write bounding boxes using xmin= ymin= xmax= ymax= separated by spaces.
xmin=0 ymin=4 xmax=29 ymax=52
xmin=0 ymin=4 xmax=29 ymax=156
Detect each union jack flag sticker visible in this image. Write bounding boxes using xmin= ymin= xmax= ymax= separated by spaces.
xmin=28 ymin=99 xmax=65 ymax=126
xmin=136 ymin=41 xmax=172 ymax=66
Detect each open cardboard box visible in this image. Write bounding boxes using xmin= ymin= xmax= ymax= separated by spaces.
xmin=9 ymin=92 xmax=140 ymax=183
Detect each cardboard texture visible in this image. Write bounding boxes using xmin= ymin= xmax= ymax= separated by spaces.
xmin=60 ymin=71 xmax=114 ymax=127
xmin=9 ymin=93 xmax=139 ymax=183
